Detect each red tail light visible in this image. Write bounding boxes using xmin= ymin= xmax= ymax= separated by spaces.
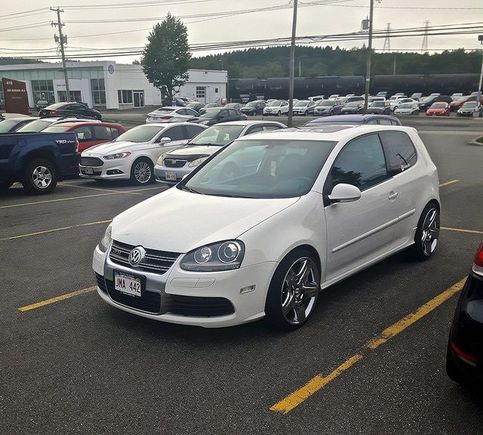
xmin=451 ymin=342 xmax=477 ymax=366
xmin=50 ymin=109 xmax=58 ymax=114
xmin=160 ymin=115 xmax=173 ymax=120
xmin=474 ymin=242 xmax=483 ymax=268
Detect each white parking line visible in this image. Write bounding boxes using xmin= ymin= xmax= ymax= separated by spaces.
xmin=61 ymin=182 xmax=129 ymax=194
xmin=439 ymin=179 xmax=459 ymax=188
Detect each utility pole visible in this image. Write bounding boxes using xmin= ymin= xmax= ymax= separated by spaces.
xmin=287 ymin=0 xmax=298 ymax=128
xmin=51 ymin=7 xmax=70 ymax=101
xmin=363 ymin=0 xmax=374 ymax=113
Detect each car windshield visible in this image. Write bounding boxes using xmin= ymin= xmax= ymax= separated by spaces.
xmin=44 ymin=102 xmax=69 ymax=110
xmin=153 ymin=108 xmax=175 ymax=114
xmin=42 ymin=125 xmax=70 ymax=133
xmin=199 ymin=108 xmax=222 ymax=119
xmin=179 ymin=138 xmax=336 ymax=199
xmin=346 ymin=101 xmax=362 ymax=106
xmin=190 ymin=125 xmax=245 ymax=146
xmin=267 ymin=100 xmax=281 ymax=106
xmin=115 ymin=125 xmax=163 ymax=142
xmin=225 ymin=103 xmax=239 ymax=108
xmin=0 ymin=119 xmax=24 ymax=133
xmin=398 ymin=103 xmax=413 ymax=108
xmin=432 ymin=103 xmax=447 ymax=108
xmin=295 ymin=101 xmax=309 ymax=107
xmin=16 ymin=119 xmax=53 ymax=132
xmin=370 ymin=101 xmax=384 ymax=107
xmin=246 ymin=101 xmax=260 ymax=106
xmin=317 ymin=100 xmax=335 ymax=106
xmin=419 ymin=96 xmax=433 ymax=103
xmin=462 ymin=102 xmax=477 ymax=108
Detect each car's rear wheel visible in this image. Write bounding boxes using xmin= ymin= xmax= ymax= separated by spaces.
xmin=130 ymin=158 xmax=154 ymax=185
xmin=265 ymin=249 xmax=320 ymax=331
xmin=23 ymin=158 xmax=57 ymax=194
xmin=412 ymin=202 xmax=440 ymax=260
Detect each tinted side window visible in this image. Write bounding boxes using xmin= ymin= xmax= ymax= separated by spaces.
xmin=110 ymin=127 xmax=121 ymax=139
xmin=327 ymin=134 xmax=388 ymax=192
xmin=378 ymin=119 xmax=391 ymax=125
xmin=246 ymin=125 xmax=264 ymax=135
xmin=379 ymin=131 xmax=417 ymax=176
xmin=74 ymin=126 xmax=93 ymax=141
xmin=185 ymin=125 xmax=205 ymax=138
xmin=163 ymin=126 xmax=185 ymax=141
xmin=93 ymin=125 xmax=112 ymax=140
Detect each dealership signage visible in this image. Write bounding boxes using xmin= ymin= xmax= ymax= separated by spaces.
xmin=2 ymin=78 xmax=29 ymax=114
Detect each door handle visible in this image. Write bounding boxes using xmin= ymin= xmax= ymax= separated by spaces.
xmin=388 ymin=191 xmax=399 ymax=200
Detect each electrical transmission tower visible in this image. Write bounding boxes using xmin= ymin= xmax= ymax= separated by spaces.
xmin=51 ymin=7 xmax=70 ymax=100
xmin=421 ymin=20 xmax=430 ymax=53
xmin=383 ymin=23 xmax=391 ymax=51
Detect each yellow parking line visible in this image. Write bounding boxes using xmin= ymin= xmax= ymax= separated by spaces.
xmin=270 ymin=354 xmax=364 ymax=415
xmin=439 ymin=179 xmax=459 ymax=188
xmin=18 ymin=286 xmax=96 ymax=312
xmin=270 ymin=277 xmax=466 ymax=415
xmin=441 ymin=226 xmax=483 ymax=235
xmin=0 ymin=219 xmax=111 ymax=241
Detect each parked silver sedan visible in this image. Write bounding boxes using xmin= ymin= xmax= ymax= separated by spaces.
xmin=154 ymin=120 xmax=286 ymax=184
xmin=146 ymin=106 xmax=199 ymax=123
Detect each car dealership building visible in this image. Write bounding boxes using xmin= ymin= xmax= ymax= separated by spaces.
xmin=0 ymin=61 xmax=228 ymax=110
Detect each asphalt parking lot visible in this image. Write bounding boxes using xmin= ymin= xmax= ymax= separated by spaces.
xmin=1 ymin=118 xmax=482 ymax=434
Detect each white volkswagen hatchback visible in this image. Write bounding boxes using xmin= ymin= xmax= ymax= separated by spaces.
xmin=79 ymin=123 xmax=206 ymax=184
xmin=94 ymin=125 xmax=440 ymax=329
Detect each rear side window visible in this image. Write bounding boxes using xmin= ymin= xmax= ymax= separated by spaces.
xmin=110 ymin=127 xmax=121 ymax=139
xmin=93 ymin=125 xmax=112 ymax=140
xmin=163 ymin=125 xmax=185 ymax=141
xmin=379 ymin=131 xmax=417 ymax=176
xmin=326 ymin=133 xmax=388 ymax=192
xmin=74 ymin=126 xmax=93 ymax=141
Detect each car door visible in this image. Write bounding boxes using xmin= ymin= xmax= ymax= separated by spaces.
xmin=323 ymin=133 xmax=403 ymax=281
xmin=73 ymin=125 xmax=95 ymax=153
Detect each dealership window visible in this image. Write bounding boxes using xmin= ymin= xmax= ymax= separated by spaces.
xmin=196 ymin=86 xmax=206 ymax=98
xmin=31 ymin=80 xmax=54 ymax=105
xmin=118 ymin=90 xmax=133 ymax=104
xmin=91 ymin=79 xmax=106 ymax=106
xmin=58 ymin=90 xmax=82 ymax=103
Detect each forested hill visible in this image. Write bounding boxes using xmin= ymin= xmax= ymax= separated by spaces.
xmin=190 ymin=46 xmax=481 ymax=78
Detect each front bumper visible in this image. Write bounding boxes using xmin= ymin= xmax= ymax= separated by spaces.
xmin=154 ymin=163 xmax=192 ymax=184
xmin=79 ymin=158 xmax=130 ymax=180
xmin=93 ymin=244 xmax=276 ymax=328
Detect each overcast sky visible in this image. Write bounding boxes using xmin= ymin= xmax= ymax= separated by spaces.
xmin=1 ymin=0 xmax=482 ymax=63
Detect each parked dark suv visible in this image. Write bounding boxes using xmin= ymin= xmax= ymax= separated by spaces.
xmin=39 ymin=102 xmax=102 ymax=120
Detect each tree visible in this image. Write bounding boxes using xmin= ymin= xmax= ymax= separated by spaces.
xmin=141 ymin=13 xmax=190 ymax=104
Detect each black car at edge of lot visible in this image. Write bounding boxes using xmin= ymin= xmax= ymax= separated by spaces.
xmin=40 ymin=102 xmax=102 ymax=120
xmin=446 ymin=242 xmax=483 ymax=385
xmin=306 ymin=114 xmax=402 ymax=126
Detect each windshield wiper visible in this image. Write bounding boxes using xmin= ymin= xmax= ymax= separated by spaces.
xmin=179 ymin=185 xmax=203 ymax=194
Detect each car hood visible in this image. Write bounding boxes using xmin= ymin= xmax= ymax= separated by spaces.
xmin=167 ymin=145 xmax=222 ymax=158
xmin=82 ymin=140 xmax=151 ymax=156
xmin=112 ymin=187 xmax=300 ymax=253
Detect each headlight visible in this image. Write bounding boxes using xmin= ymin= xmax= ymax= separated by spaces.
xmin=98 ymin=224 xmax=112 ymax=253
xmin=157 ymin=153 xmax=168 ymax=165
xmin=180 ymin=240 xmax=245 ymax=272
xmin=103 ymin=152 xmax=131 ymax=160
xmin=188 ymin=157 xmax=207 ymax=168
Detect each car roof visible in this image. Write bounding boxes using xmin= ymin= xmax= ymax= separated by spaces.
xmin=143 ymin=122 xmax=206 ymax=127
xmin=48 ymin=121 xmax=122 ymax=128
xmin=308 ymin=114 xmax=400 ymax=124
xmin=239 ymin=124 xmax=416 ymax=143
xmin=212 ymin=120 xmax=285 ymax=127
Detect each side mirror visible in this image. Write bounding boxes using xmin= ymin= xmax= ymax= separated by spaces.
xmin=158 ymin=136 xmax=171 ymax=145
xmin=328 ymin=183 xmax=361 ymax=203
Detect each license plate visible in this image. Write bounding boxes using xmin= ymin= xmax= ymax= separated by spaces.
xmin=114 ymin=272 xmax=142 ymax=297
xmin=165 ymin=172 xmax=177 ymax=181
xmin=84 ymin=167 xmax=94 ymax=175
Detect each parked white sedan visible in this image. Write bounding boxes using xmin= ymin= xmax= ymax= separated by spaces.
xmin=94 ymin=125 xmax=440 ymax=329
xmin=79 ymin=123 xmax=206 ymax=184
xmin=146 ymin=106 xmax=199 ymax=123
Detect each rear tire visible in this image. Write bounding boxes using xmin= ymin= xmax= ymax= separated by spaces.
xmin=130 ymin=158 xmax=154 ymax=185
xmin=22 ymin=158 xmax=57 ymax=194
xmin=412 ymin=202 xmax=440 ymax=261
xmin=265 ymin=248 xmax=320 ymax=331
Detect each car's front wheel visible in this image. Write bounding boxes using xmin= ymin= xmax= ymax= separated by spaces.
xmin=23 ymin=158 xmax=57 ymax=194
xmin=412 ymin=202 xmax=440 ymax=260
xmin=265 ymin=249 xmax=320 ymax=331
xmin=130 ymin=158 xmax=154 ymax=185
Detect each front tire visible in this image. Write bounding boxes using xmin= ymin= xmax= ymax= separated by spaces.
xmin=265 ymin=249 xmax=320 ymax=331
xmin=23 ymin=158 xmax=57 ymax=194
xmin=412 ymin=203 xmax=440 ymax=261
xmin=130 ymin=158 xmax=154 ymax=185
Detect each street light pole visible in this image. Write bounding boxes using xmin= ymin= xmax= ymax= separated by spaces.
xmin=363 ymin=0 xmax=374 ymax=112
xmin=288 ymin=0 xmax=298 ymax=128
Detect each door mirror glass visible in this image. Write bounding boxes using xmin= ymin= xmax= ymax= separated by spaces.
xmin=158 ymin=136 xmax=172 ymax=145
xmin=328 ymin=183 xmax=361 ymax=203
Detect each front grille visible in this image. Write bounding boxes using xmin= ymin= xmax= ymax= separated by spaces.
xmin=95 ymin=273 xmax=107 ymax=293
xmin=109 ymin=240 xmax=180 ymax=275
xmin=164 ymin=158 xmax=187 ymax=168
xmin=80 ymin=168 xmax=102 ymax=176
xmin=106 ymin=279 xmax=161 ymax=313
xmin=80 ymin=157 xmax=103 ymax=167
xmin=166 ymin=295 xmax=234 ymax=317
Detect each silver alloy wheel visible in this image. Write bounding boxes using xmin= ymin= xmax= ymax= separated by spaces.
xmin=133 ymin=161 xmax=152 ymax=184
xmin=281 ymin=257 xmax=319 ymax=325
xmin=32 ymin=165 xmax=52 ymax=189
xmin=421 ymin=207 xmax=440 ymax=256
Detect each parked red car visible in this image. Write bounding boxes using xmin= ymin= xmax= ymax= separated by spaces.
xmin=426 ymin=102 xmax=450 ymax=116
xmin=43 ymin=121 xmax=126 ymax=152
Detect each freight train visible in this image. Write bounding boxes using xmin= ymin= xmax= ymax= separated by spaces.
xmin=228 ymin=74 xmax=479 ymax=101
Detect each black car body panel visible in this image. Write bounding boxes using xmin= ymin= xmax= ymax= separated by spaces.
xmin=40 ymin=102 xmax=102 ymax=120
